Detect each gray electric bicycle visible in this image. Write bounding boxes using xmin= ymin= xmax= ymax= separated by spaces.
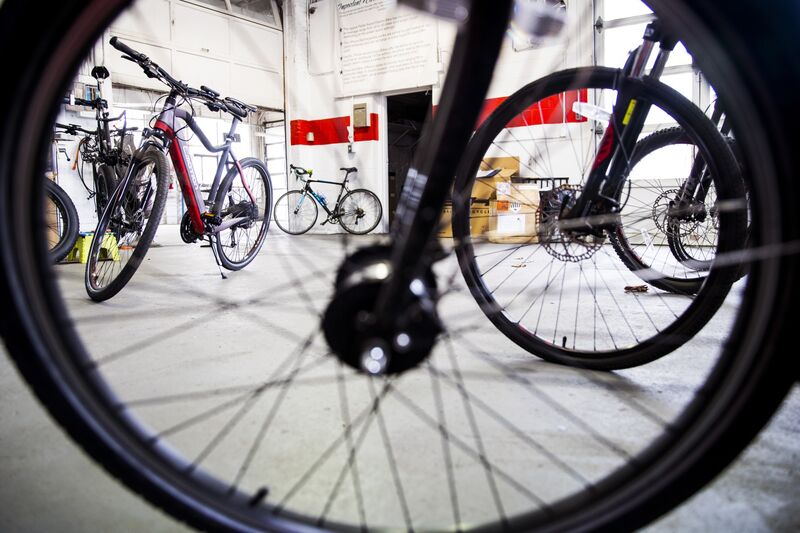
xmin=85 ymin=38 xmax=272 ymax=301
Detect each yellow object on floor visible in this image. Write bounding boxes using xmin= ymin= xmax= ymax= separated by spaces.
xmin=65 ymin=232 xmax=120 ymax=263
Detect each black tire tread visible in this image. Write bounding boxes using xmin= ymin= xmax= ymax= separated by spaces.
xmin=213 ymin=157 xmax=273 ymax=271
xmin=338 ymin=188 xmax=382 ymax=235
xmin=452 ymin=67 xmax=746 ymax=370
xmin=273 ymin=189 xmax=318 ymax=235
xmin=45 ymin=180 xmax=80 ymax=262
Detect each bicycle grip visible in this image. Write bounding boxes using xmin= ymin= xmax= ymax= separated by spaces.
xmin=110 ymin=37 xmax=145 ymax=61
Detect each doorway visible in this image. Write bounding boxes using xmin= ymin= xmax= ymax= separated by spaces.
xmin=386 ymin=90 xmax=432 ymax=225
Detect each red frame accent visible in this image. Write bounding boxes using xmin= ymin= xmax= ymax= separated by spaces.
xmin=592 ymin=122 xmax=616 ymax=171
xmin=476 ymin=89 xmax=588 ymax=128
xmin=155 ymin=120 xmax=205 ymax=232
xmin=289 ymin=91 xmax=587 ymax=147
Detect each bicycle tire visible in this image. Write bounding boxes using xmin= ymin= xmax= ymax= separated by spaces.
xmin=0 ymin=1 xmax=798 ymax=532
xmin=45 ymin=179 xmax=79 ymax=262
xmin=85 ymin=145 xmax=168 ymax=301
xmin=608 ymin=127 xmax=724 ymax=294
xmin=213 ymin=157 xmax=272 ymax=270
xmin=96 ymin=163 xmax=116 ymax=219
xmin=452 ymin=67 xmax=747 ymax=370
xmin=273 ymin=189 xmax=318 ymax=235
xmin=337 ymin=188 xmax=382 ymax=234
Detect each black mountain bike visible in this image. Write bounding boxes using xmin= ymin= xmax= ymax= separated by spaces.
xmin=0 ymin=1 xmax=798 ymax=532
xmin=60 ymin=65 xmax=138 ymax=220
xmin=274 ymin=164 xmax=382 ymax=235
xmin=452 ymin=20 xmax=747 ymax=370
xmin=612 ymin=97 xmax=748 ymax=287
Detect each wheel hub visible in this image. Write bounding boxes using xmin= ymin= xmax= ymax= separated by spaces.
xmin=323 ymin=245 xmax=442 ymax=375
xmin=538 ymin=185 xmax=605 ymax=262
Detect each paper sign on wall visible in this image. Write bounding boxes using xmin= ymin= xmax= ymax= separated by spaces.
xmin=336 ymin=0 xmax=438 ymax=97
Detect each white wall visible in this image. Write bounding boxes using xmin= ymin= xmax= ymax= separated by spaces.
xmin=107 ymin=0 xmax=283 ymax=109
xmin=284 ymin=0 xmax=388 ymax=233
xmin=57 ymin=0 xmax=282 ymax=232
xmin=283 ymin=0 xmax=594 ymax=234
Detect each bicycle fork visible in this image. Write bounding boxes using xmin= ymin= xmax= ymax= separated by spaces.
xmin=564 ymin=20 xmax=678 ymax=231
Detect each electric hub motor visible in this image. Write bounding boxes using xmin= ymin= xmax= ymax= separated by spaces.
xmin=323 ymin=245 xmax=442 ymax=375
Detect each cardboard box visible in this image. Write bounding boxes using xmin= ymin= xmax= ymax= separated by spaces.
xmin=472 ymin=156 xmax=520 ymax=200
xmin=439 ymin=202 xmax=454 ymax=238
xmin=488 ymin=183 xmax=540 ymax=244
xmin=438 ymin=200 xmax=494 ymax=238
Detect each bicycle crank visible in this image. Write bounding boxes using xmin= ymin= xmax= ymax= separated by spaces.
xmin=323 ymin=245 xmax=442 ymax=375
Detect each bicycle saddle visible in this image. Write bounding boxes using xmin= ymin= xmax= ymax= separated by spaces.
xmin=340 ymin=167 xmax=357 ymax=173
xmin=91 ymin=65 xmax=109 ymax=80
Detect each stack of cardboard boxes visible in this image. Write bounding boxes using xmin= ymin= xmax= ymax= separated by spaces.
xmin=438 ymin=156 xmax=540 ymax=243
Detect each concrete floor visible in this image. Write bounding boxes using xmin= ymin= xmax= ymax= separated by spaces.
xmin=1 ymin=225 xmax=798 ymax=531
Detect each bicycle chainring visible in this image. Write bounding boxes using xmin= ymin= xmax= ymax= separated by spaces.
xmin=179 ymin=211 xmax=202 ymax=243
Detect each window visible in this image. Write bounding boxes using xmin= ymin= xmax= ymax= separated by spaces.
xmin=183 ymin=0 xmax=278 ymax=28
xmin=229 ymin=0 xmax=275 ymax=25
xmin=596 ymin=0 xmax=711 ymax=124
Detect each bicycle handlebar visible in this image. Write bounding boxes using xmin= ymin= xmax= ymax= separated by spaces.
xmin=289 ymin=164 xmax=313 ymax=181
xmin=109 ymin=37 xmax=256 ymax=120
xmin=109 ymin=36 xmax=145 ymax=62
xmin=55 ymin=122 xmax=96 ymax=136
xmin=289 ymin=164 xmax=308 ymax=174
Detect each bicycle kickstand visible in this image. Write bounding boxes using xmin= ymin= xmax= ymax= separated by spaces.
xmin=207 ymin=234 xmax=228 ymax=280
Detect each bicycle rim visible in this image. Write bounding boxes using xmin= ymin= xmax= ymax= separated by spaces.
xmin=214 ymin=158 xmax=272 ymax=270
xmin=338 ymin=189 xmax=382 ymax=235
xmin=274 ymin=190 xmax=318 ymax=235
xmin=45 ymin=180 xmax=79 ymax=262
xmin=85 ymin=146 xmax=168 ymax=301
xmin=609 ymin=127 xmax=721 ymax=294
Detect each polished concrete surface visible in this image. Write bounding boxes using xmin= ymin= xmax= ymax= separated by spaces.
xmin=1 ymin=226 xmax=797 ymax=531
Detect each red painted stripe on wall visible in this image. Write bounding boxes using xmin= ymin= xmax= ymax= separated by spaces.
xmin=290 ymin=90 xmax=587 ymax=146
xmin=431 ymin=89 xmax=589 ymax=129
xmin=476 ymin=89 xmax=588 ymax=128
xmin=290 ymin=113 xmax=380 ymax=145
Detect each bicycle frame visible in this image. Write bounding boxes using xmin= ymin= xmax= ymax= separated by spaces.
xmin=681 ymin=99 xmax=731 ymax=206
xmin=61 ymin=92 xmax=133 ymax=219
xmin=566 ymin=19 xmax=679 ymax=221
xmin=298 ymin=176 xmax=352 ymax=219
xmin=151 ymin=91 xmax=257 ymax=235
